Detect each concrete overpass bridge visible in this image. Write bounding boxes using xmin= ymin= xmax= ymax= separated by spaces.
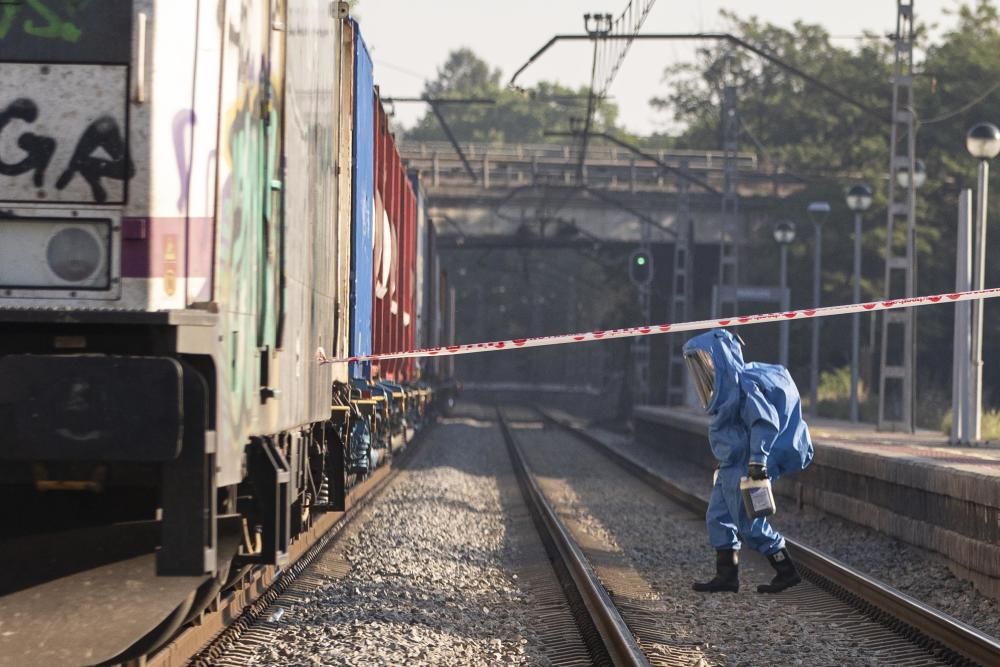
xmin=399 ymin=140 xmax=806 ymax=407
xmin=399 ymin=141 xmax=805 ymax=246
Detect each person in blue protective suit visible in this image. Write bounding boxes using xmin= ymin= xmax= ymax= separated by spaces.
xmin=682 ymin=329 xmax=814 ymax=593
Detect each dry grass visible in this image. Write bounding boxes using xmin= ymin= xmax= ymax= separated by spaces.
xmin=940 ymin=408 xmax=1000 ymax=442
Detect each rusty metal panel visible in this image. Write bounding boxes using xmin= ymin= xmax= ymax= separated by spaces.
xmin=0 ymin=64 xmax=129 ymax=204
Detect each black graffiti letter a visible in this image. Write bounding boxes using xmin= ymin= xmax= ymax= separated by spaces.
xmin=0 ymin=98 xmax=56 ymax=186
xmin=56 ymin=116 xmax=134 ymax=203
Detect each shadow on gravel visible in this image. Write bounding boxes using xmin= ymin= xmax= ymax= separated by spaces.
xmin=268 ymin=576 xmax=527 ymax=640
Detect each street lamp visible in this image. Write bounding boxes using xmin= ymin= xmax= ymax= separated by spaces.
xmin=965 ymin=122 xmax=1000 ymax=442
xmin=846 ymin=184 xmax=873 ymax=423
xmin=895 ymin=158 xmax=927 ymax=189
xmin=773 ymin=222 xmax=796 ymax=368
xmin=807 ymin=201 xmax=831 ymax=418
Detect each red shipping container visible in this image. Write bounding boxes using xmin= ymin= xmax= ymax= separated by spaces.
xmin=372 ymin=95 xmax=417 ymax=382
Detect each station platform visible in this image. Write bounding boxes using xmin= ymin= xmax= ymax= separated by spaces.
xmin=633 ymin=405 xmax=1000 ymax=597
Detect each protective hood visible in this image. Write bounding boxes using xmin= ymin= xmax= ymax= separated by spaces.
xmin=682 ymin=329 xmax=745 ymax=417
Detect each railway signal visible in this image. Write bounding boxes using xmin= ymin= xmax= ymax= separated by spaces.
xmin=629 ymin=248 xmax=653 ymax=286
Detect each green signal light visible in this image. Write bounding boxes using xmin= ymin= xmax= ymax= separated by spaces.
xmin=636 ymin=256 xmax=647 ymax=266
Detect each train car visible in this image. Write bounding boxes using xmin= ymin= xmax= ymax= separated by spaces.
xmin=372 ymin=93 xmax=418 ymax=384
xmin=343 ymin=86 xmax=433 ymax=464
xmin=0 ymin=2 xmax=453 ymax=661
xmin=0 ymin=3 xmax=424 ymax=664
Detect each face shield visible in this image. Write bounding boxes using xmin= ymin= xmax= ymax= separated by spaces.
xmin=684 ymin=349 xmax=715 ymax=410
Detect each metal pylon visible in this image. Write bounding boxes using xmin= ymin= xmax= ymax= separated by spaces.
xmin=667 ymin=160 xmax=694 ymax=405
xmin=878 ymin=0 xmax=917 ymax=433
xmin=714 ymin=83 xmax=740 ymax=317
xmin=632 ymin=227 xmax=652 ymax=405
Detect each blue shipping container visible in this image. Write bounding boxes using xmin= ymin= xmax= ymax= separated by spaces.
xmin=350 ymin=19 xmax=374 ymax=380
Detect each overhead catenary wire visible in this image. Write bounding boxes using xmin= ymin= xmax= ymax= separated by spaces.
xmin=509 ymin=33 xmax=889 ymax=123
xmin=919 ymin=78 xmax=1000 ymax=125
xmin=592 ymin=0 xmax=659 ymax=97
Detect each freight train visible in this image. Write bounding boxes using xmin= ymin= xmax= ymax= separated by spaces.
xmin=0 ymin=2 xmax=453 ymax=663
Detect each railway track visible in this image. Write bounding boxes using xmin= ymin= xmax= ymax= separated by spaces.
xmin=129 ymin=404 xmax=1000 ymax=666
xmin=138 ymin=427 xmax=430 ymax=667
xmin=531 ymin=405 xmax=1000 ymax=667
xmin=497 ymin=406 xmax=648 ymax=667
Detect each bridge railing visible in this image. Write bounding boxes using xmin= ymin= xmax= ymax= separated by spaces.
xmin=400 ymin=141 xmax=756 ymax=171
xmin=398 ymin=141 xmax=789 ymax=195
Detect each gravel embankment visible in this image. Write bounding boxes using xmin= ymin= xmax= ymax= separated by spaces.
xmin=516 ymin=420 xmax=953 ymax=666
xmin=225 ymin=405 xmax=552 ymax=666
xmin=600 ymin=426 xmax=1000 ymax=639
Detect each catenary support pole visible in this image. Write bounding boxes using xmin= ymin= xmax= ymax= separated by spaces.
xmin=952 ymin=189 xmax=973 ymax=444
xmin=971 ymin=162 xmax=989 ymax=442
xmin=810 ymin=222 xmax=822 ymax=418
xmin=780 ymin=243 xmax=790 ymax=368
xmin=851 ymin=211 xmax=862 ymax=423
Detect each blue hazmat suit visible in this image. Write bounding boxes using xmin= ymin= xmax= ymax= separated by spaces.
xmin=682 ymin=329 xmax=813 ymax=555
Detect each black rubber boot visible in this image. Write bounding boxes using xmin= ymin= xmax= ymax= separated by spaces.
xmin=692 ymin=549 xmax=739 ymax=593
xmin=757 ymin=548 xmax=801 ymax=593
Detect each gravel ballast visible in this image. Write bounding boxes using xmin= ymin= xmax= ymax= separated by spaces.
xmin=515 ymin=416 xmax=956 ymax=666
xmin=593 ymin=421 xmax=1000 ymax=639
xmin=218 ymin=405 xmax=561 ymax=666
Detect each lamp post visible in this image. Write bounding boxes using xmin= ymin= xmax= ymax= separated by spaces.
xmin=773 ymin=221 xmax=796 ymax=368
xmin=807 ymin=201 xmax=831 ymax=418
xmin=846 ymin=185 xmax=873 ymax=423
xmin=965 ymin=122 xmax=1000 ymax=442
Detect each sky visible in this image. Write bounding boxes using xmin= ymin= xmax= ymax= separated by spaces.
xmin=356 ymin=0 xmax=969 ymax=136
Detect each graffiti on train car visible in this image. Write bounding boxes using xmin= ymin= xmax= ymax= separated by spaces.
xmin=0 ymin=1 xmax=84 ymax=43
xmin=0 ymin=1 xmax=131 ymax=64
xmin=218 ymin=69 xmax=283 ymax=405
xmin=0 ymin=98 xmax=53 ymax=185
xmin=0 ymin=97 xmax=133 ymax=202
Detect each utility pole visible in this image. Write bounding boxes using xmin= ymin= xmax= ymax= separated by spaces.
xmin=667 ymin=160 xmax=694 ymax=405
xmin=714 ymin=75 xmax=741 ymax=318
xmin=952 ymin=189 xmax=973 ymax=444
xmin=632 ymin=206 xmax=653 ymax=405
xmin=878 ymin=0 xmax=918 ymax=433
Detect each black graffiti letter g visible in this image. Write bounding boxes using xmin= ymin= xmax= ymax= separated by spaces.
xmin=0 ymin=98 xmax=56 ymax=187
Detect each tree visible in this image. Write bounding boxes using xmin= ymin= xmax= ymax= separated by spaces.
xmin=651 ymin=4 xmax=1000 ymax=420
xmin=404 ymin=48 xmax=627 ymax=144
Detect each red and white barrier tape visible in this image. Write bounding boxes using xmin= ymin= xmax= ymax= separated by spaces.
xmin=317 ymin=287 xmax=1000 ymax=365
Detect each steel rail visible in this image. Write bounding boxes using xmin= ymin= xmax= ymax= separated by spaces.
xmin=142 ymin=425 xmax=434 ymax=667
xmin=538 ymin=407 xmax=1000 ymax=667
xmin=496 ymin=407 xmax=649 ymax=667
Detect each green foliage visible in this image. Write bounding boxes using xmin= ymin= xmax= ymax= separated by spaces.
xmin=817 ymin=365 xmax=864 ymax=402
xmin=411 ymin=5 xmax=1000 ymax=414
xmin=404 ymin=48 xmax=627 ymax=144
xmin=814 ymin=366 xmax=876 ymax=421
xmin=653 ymin=4 xmax=1000 ymax=412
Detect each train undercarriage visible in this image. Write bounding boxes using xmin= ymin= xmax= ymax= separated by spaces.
xmin=0 ymin=311 xmax=449 ymax=665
